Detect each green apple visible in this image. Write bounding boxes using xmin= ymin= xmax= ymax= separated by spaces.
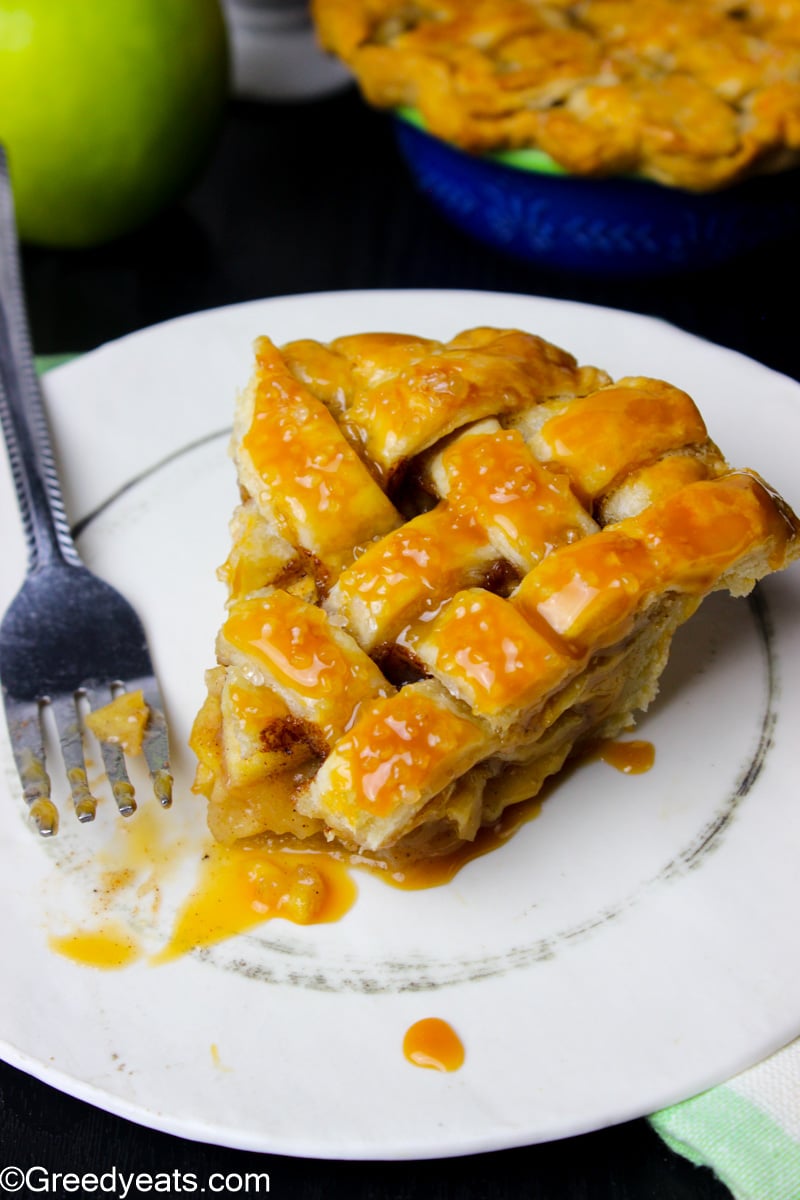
xmin=0 ymin=0 xmax=230 ymax=248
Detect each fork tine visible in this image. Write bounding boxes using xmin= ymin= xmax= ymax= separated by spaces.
xmin=83 ymin=686 xmax=137 ymax=818
xmin=2 ymin=695 xmax=59 ymax=835
xmin=137 ymin=678 xmax=173 ymax=809
xmin=50 ymin=693 xmax=97 ymax=823
xmin=98 ymin=738 xmax=137 ymax=817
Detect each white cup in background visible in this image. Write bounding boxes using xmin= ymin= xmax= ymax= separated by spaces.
xmin=220 ymin=0 xmax=351 ymax=101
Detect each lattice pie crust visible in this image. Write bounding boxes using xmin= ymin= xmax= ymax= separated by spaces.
xmin=311 ymin=0 xmax=800 ymax=191
xmin=190 ymin=326 xmax=800 ymax=860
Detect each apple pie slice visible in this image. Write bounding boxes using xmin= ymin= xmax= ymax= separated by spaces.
xmin=190 ymin=325 xmax=800 ymax=859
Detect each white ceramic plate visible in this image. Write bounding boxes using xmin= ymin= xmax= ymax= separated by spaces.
xmin=1 ymin=289 xmax=799 ymax=1160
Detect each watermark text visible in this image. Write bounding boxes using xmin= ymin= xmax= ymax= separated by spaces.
xmin=0 ymin=1164 xmax=270 ymax=1196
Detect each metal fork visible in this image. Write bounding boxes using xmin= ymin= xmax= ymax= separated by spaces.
xmin=0 ymin=148 xmax=172 ymax=836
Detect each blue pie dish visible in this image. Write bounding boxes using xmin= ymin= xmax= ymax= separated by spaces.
xmin=393 ymin=109 xmax=800 ymax=277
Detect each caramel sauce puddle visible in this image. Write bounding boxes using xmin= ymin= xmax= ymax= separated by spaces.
xmin=49 ymin=924 xmax=143 ymax=969
xmin=152 ymin=843 xmax=356 ymax=965
xmin=50 ymin=738 xmax=652 ymax=969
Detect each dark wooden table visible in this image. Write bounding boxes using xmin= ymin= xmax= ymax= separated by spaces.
xmin=6 ymin=82 xmax=797 ymax=1198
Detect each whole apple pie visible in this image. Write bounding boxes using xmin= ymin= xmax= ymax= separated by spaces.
xmin=311 ymin=0 xmax=800 ymax=190
xmin=189 ymin=325 xmax=800 ymax=859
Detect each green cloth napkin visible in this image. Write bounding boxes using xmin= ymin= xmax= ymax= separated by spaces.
xmin=38 ymin=355 xmax=800 ymax=1198
xmin=650 ymin=1037 xmax=800 ymax=1199
xmin=37 ymin=353 xmax=77 ymax=374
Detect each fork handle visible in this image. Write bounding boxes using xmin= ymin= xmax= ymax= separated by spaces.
xmin=0 ymin=148 xmax=81 ymax=572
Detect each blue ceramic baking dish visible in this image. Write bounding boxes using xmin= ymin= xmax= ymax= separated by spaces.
xmin=393 ymin=109 xmax=800 ymax=277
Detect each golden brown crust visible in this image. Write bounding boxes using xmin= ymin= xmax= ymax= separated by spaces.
xmin=190 ymin=325 xmax=800 ymax=855
xmin=311 ymin=0 xmax=800 ymax=190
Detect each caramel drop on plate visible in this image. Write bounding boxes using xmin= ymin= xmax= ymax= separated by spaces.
xmin=403 ymin=1018 xmax=465 ymax=1072
xmin=594 ymin=738 xmax=655 ymax=775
